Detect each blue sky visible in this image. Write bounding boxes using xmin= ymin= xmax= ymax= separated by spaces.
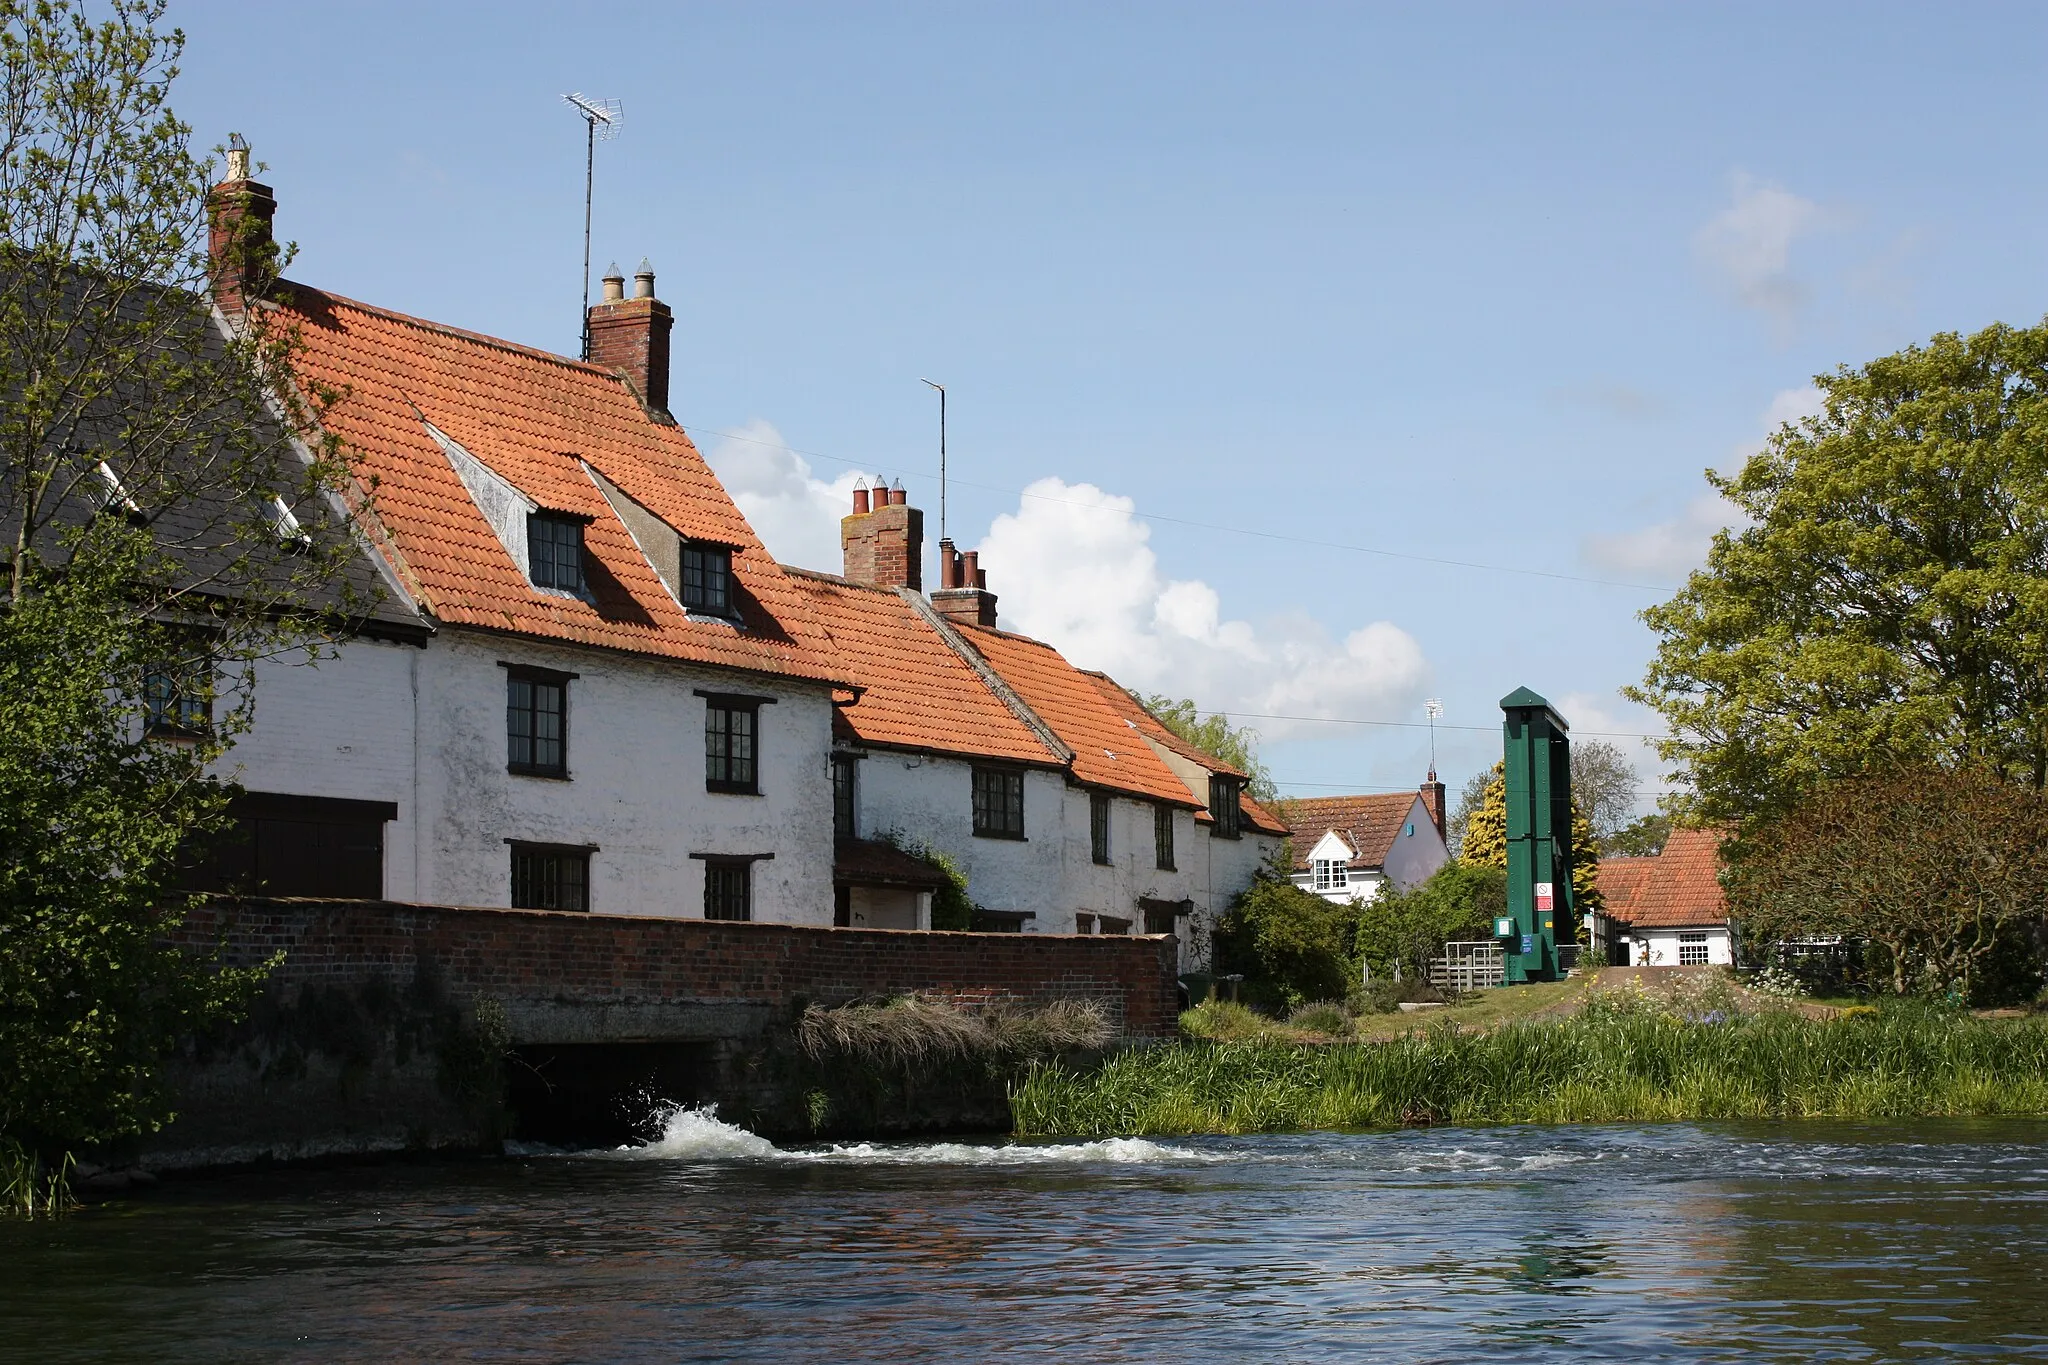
xmin=171 ymin=2 xmax=2048 ymax=809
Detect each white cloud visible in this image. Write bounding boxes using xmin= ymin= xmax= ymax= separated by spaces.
xmin=1581 ymin=386 xmax=1823 ymax=580
xmin=697 ymin=420 xmax=864 ymax=574
xmin=1556 ymin=690 xmax=1672 ymax=818
xmin=978 ymin=478 xmax=1431 ymax=735
xmin=1694 ymin=172 xmax=1825 ymax=329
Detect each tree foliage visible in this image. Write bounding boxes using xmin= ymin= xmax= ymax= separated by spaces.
xmin=1631 ymin=320 xmax=2048 ymax=822
xmin=1570 ymin=738 xmax=1640 ymax=843
xmin=0 ymin=1 xmax=369 ymax=1179
xmin=1726 ymin=770 xmax=2048 ymax=1002
xmin=1213 ymin=874 xmax=1356 ymax=1012
xmin=1138 ymin=695 xmax=1276 ymax=803
xmin=1602 ymin=812 xmax=1671 ymax=859
xmin=1357 ymin=861 xmax=1505 ymax=982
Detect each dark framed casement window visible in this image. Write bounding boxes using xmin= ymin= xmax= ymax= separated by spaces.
xmin=504 ymin=664 xmax=574 ymax=777
xmin=143 ymin=654 xmax=212 ymax=737
xmin=832 ymin=753 xmax=859 ymax=840
xmin=1208 ymin=775 xmax=1241 ymax=839
xmin=1154 ymin=803 xmax=1176 ymax=871
xmin=681 ymin=543 xmax=733 ymax=616
xmin=527 ymin=513 xmax=588 ymax=593
xmin=700 ymin=691 xmax=773 ymax=794
xmin=972 ymin=766 xmax=1025 ymax=839
xmin=702 ymin=859 xmax=752 ymax=921
xmin=509 ymin=842 xmax=591 ymax=912
xmin=1090 ymin=791 xmax=1113 ymax=865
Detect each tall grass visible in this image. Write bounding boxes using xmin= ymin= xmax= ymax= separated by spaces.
xmin=1011 ymin=1007 xmax=2048 ymax=1137
xmin=798 ymin=994 xmax=1113 ymax=1069
xmin=1 ymin=1140 xmax=72 ymax=1219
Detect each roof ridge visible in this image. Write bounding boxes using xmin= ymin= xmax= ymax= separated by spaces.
xmin=782 ymin=565 xmax=896 ymax=593
xmin=275 ymin=280 xmax=624 ymax=380
xmin=900 ymin=589 xmax=1076 ymax=767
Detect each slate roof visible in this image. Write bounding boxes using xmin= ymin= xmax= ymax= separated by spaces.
xmin=785 ymin=570 xmax=1054 ymax=767
xmin=267 ymin=283 xmax=845 ymax=685
xmin=1285 ymin=793 xmax=1431 ymax=871
xmin=1602 ymin=826 xmax=1730 ymax=930
xmin=951 ymin=623 xmax=1203 ymax=809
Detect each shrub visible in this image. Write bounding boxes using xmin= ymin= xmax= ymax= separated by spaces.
xmin=1357 ymin=861 xmax=1505 ymax=981
xmin=1287 ymin=1001 xmax=1353 ymax=1037
xmin=1213 ymin=874 xmax=1359 ymax=1012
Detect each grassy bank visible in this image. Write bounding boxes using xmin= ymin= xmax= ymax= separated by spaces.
xmin=1011 ymin=1005 xmax=2048 ymax=1137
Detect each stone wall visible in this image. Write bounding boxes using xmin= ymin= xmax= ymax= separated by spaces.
xmin=141 ymin=898 xmax=1178 ymax=1167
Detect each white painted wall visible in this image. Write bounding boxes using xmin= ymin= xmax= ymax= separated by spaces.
xmin=221 ymin=626 xmax=840 ymax=923
xmin=1630 ymin=928 xmax=1733 ymax=967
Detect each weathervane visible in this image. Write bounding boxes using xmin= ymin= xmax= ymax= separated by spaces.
xmin=563 ymin=92 xmax=621 ymax=361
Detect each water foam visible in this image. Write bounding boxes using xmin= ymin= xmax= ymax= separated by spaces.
xmin=612 ymin=1105 xmax=1220 ymax=1166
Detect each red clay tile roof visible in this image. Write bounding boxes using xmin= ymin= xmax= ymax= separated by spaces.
xmin=1612 ymin=825 xmax=1730 ymax=929
xmin=269 ymin=283 xmax=844 ymax=684
xmin=1239 ymin=794 xmax=1289 ymax=838
xmin=1284 ymin=793 xmax=1430 ymax=871
xmin=786 ymin=570 xmax=1055 ymax=767
xmin=1595 ymin=857 xmax=1656 ymax=923
xmin=1080 ymin=673 xmax=1288 ymax=836
xmin=952 ymin=625 xmax=1202 ymax=808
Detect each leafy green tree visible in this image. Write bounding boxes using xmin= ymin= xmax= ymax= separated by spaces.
xmin=1138 ymin=695 xmax=1277 ymax=803
xmin=1726 ymin=770 xmax=2048 ymax=1002
xmin=1357 ymin=861 xmax=1505 ymax=982
xmin=1603 ymin=813 xmax=1671 ymax=859
xmin=1631 ymin=320 xmax=2048 ymax=822
xmin=1213 ymin=874 xmax=1357 ymax=1011
xmin=1 ymin=0 xmax=366 ymax=1200
xmin=1570 ymin=738 xmax=1641 ymax=843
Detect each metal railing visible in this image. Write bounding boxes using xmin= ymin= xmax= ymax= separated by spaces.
xmin=1429 ymin=941 xmax=1505 ymax=993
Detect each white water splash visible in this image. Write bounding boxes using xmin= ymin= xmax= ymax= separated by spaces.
xmin=609 ymin=1105 xmax=1221 ymax=1166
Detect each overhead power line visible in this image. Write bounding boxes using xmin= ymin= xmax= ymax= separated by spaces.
xmin=683 ymin=420 xmax=1678 ymax=595
xmin=1214 ymin=709 xmax=1664 ymax=741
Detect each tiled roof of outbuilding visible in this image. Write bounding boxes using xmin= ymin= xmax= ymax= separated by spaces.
xmin=1285 ymin=793 xmax=1431 ymax=871
xmin=1595 ymin=857 xmax=1656 ymax=923
xmin=786 ymin=570 xmax=1055 ymax=766
xmin=268 ymin=283 xmax=845 ymax=684
xmin=1606 ymin=826 xmax=1730 ymax=930
xmin=951 ymin=624 xmax=1203 ymax=808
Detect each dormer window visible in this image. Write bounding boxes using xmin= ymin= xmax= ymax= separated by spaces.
xmin=96 ymin=460 xmax=147 ymax=525
xmin=528 ymin=513 xmax=586 ymax=593
xmin=1313 ymin=858 xmax=1349 ymax=892
xmin=270 ymin=495 xmax=312 ymax=553
xmin=1208 ymin=775 xmax=1241 ymax=839
xmin=682 ymin=543 xmax=731 ymax=616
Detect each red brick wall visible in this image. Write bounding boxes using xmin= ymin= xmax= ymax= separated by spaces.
xmin=177 ymin=899 xmax=1181 ymax=1038
xmin=587 ymin=296 xmax=674 ymax=412
xmin=839 ymin=502 xmax=923 ymax=589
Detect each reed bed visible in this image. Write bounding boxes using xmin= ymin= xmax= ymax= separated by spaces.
xmin=797 ymin=994 xmax=1113 ymax=1069
xmin=1010 ymin=1007 xmax=2048 ymax=1137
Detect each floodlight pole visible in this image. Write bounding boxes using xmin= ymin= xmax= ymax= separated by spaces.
xmin=921 ymin=378 xmax=946 ymax=544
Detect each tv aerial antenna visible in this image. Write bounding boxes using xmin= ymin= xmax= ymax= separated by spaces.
xmin=1425 ymin=698 xmax=1443 ymax=772
xmin=563 ymin=92 xmax=621 ymax=361
xmin=920 ymin=378 xmax=947 ymax=545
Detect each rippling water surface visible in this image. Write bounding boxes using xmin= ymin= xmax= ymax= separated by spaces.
xmin=5 ymin=1114 xmax=2047 ymax=1362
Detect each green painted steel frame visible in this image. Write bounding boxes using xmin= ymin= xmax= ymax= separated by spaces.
xmin=1499 ymin=686 xmax=1573 ymax=983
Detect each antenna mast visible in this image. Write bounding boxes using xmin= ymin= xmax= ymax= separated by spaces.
xmin=563 ymin=93 xmax=621 ymax=361
xmin=920 ymin=379 xmax=947 ymax=544
xmin=1425 ymin=698 xmax=1443 ymax=771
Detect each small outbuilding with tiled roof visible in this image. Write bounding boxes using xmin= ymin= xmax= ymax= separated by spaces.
xmin=1595 ymin=826 xmax=1733 ymax=967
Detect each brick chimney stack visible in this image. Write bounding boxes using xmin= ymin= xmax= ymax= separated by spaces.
xmin=587 ymin=257 xmax=674 ymax=415
xmin=1421 ymin=770 xmax=1447 ymax=842
xmin=841 ymin=478 xmax=922 ymax=589
xmin=932 ymin=538 xmax=998 ymax=628
xmin=206 ymin=134 xmax=277 ymax=315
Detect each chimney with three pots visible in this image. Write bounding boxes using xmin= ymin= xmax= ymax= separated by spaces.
xmin=841 ymin=478 xmax=922 ymax=590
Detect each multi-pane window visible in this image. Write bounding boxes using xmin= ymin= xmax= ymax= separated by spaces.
xmin=1679 ymin=932 xmax=1710 ymax=966
xmin=143 ymin=656 xmax=211 ymax=736
xmin=1313 ymin=859 xmax=1349 ymax=892
xmin=1208 ymin=775 xmax=1241 ymax=839
xmin=705 ymin=697 xmax=759 ymax=793
xmin=528 ymin=513 xmax=586 ymax=593
xmin=704 ymin=859 xmax=751 ymax=921
xmin=1154 ymin=804 xmax=1175 ymax=871
xmin=510 ymin=844 xmax=589 ymax=912
xmin=1097 ymin=915 xmax=1131 ymax=935
xmin=972 ymin=767 xmax=1025 ymax=839
xmin=682 ymin=544 xmax=732 ymax=616
xmin=832 ymin=754 xmax=858 ymax=840
xmin=1090 ymin=792 xmax=1112 ymax=865
xmin=506 ymin=669 xmax=569 ymax=776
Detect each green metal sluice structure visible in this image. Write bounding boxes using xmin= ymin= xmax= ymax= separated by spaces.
xmin=1496 ymin=687 xmax=1574 ymax=983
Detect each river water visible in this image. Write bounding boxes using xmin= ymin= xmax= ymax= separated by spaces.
xmin=4 ymin=1113 xmax=2046 ymax=1362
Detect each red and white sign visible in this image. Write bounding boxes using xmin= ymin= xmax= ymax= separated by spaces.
xmin=1534 ymin=882 xmax=1554 ymax=913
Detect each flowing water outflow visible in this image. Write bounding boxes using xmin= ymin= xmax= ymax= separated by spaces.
xmin=7 ymin=1116 xmax=2048 ymax=1363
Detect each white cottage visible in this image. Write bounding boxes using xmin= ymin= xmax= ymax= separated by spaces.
xmin=1597 ymin=826 xmax=1735 ymax=967
xmin=1286 ymin=790 xmax=1450 ymax=904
